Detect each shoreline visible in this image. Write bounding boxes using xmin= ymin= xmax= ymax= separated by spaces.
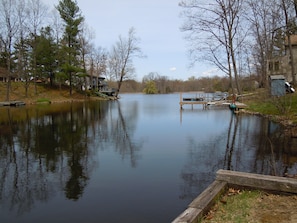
xmin=238 ymin=108 xmax=297 ymax=137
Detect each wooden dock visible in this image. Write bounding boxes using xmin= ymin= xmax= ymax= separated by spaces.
xmin=172 ymin=169 xmax=297 ymax=223
xmin=0 ymin=101 xmax=26 ymax=107
xmin=179 ymin=92 xmax=209 ymax=109
xmin=179 ymin=92 xmax=247 ymax=110
xmin=180 ymin=100 xmax=209 ymax=109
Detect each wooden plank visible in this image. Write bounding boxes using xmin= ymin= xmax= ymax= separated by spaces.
xmin=173 ymin=170 xmax=297 ymax=223
xmin=172 ymin=180 xmax=227 ymax=223
xmin=216 ymin=169 xmax=297 ymax=194
xmin=171 ymin=207 xmax=202 ymax=223
xmin=189 ymin=180 xmax=227 ymax=209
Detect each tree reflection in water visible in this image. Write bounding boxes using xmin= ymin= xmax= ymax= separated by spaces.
xmin=1 ymin=94 xmax=297 ymax=222
xmin=0 ymin=101 xmax=142 ymax=214
xmin=180 ymin=111 xmax=297 ymax=200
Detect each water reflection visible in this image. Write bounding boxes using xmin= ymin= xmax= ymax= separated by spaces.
xmin=0 ymin=101 xmax=142 ymax=216
xmin=1 ymin=94 xmax=297 ymax=223
xmin=180 ymin=109 xmax=297 ymax=200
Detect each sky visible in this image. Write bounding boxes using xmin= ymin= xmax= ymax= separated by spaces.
xmin=42 ymin=0 xmax=218 ymax=81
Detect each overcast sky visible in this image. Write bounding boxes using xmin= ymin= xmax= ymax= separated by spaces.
xmin=42 ymin=0 xmax=218 ymax=81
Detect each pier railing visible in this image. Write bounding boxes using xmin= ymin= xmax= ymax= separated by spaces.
xmin=179 ymin=92 xmax=229 ymax=109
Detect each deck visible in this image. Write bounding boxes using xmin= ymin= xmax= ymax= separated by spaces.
xmin=179 ymin=92 xmax=210 ymax=109
xmin=179 ymin=92 xmax=247 ymax=110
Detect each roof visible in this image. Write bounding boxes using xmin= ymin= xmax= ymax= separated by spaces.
xmin=85 ymin=74 xmax=105 ymax=80
xmin=270 ymin=75 xmax=285 ymax=80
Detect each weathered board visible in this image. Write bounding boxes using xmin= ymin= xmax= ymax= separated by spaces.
xmin=172 ymin=180 xmax=227 ymax=223
xmin=172 ymin=169 xmax=297 ymax=223
xmin=216 ymin=169 xmax=297 ymax=194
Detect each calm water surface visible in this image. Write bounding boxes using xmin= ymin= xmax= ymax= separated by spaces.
xmin=0 ymin=93 xmax=297 ymax=223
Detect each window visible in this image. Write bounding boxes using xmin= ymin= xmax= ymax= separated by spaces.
xmin=274 ymin=61 xmax=280 ymax=71
xmin=268 ymin=62 xmax=273 ymax=71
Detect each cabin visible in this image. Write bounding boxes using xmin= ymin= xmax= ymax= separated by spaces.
xmin=81 ymin=75 xmax=116 ymax=96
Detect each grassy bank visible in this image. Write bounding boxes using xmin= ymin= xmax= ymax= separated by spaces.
xmin=0 ymin=82 xmax=103 ymax=104
xmin=201 ymin=188 xmax=297 ymax=223
xmin=241 ymin=89 xmax=297 ymax=125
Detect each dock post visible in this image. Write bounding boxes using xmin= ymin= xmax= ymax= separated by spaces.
xmin=180 ymin=92 xmax=183 ymax=109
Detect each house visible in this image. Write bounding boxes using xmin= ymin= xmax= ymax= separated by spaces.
xmin=81 ymin=75 xmax=115 ymax=96
xmin=267 ymin=35 xmax=297 ymax=83
xmin=0 ymin=67 xmax=9 ymax=82
xmin=0 ymin=67 xmax=19 ymax=82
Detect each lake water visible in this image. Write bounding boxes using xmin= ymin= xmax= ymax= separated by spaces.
xmin=0 ymin=93 xmax=297 ymax=223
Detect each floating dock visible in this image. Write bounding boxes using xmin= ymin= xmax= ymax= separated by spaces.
xmin=0 ymin=101 xmax=26 ymax=107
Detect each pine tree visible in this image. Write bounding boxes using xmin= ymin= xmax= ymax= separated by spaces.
xmin=56 ymin=0 xmax=84 ymax=95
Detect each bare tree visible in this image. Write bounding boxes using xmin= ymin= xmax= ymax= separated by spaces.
xmin=50 ymin=9 xmax=64 ymax=45
xmin=247 ymin=0 xmax=282 ymax=87
xmin=78 ymin=22 xmax=94 ymax=73
xmin=26 ymin=0 xmax=47 ymax=94
xmin=142 ymin=72 xmax=160 ymax=83
xmin=88 ymin=46 xmax=107 ymax=90
xmin=294 ymin=0 xmax=297 ymax=18
xmin=49 ymin=9 xmax=64 ymax=88
xmin=180 ymin=0 xmax=246 ymax=95
xmin=15 ymin=0 xmax=30 ymax=96
xmin=108 ymin=27 xmax=144 ymax=98
xmin=0 ymin=0 xmax=19 ymax=101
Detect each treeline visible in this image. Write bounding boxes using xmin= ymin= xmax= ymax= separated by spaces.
xmin=0 ymin=0 xmax=142 ymax=100
xmin=117 ymin=74 xmax=258 ymax=94
xmin=1 ymin=0 xmax=296 ymax=100
xmin=180 ymin=0 xmax=297 ymax=96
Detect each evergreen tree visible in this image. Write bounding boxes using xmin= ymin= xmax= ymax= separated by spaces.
xmin=34 ymin=26 xmax=58 ymax=86
xmin=56 ymin=0 xmax=84 ymax=95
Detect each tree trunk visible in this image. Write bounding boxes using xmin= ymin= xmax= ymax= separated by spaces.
xmin=282 ymin=0 xmax=296 ymax=84
xmin=287 ymin=35 xmax=296 ymax=84
xmin=294 ymin=0 xmax=297 ymax=19
xmin=230 ymin=46 xmax=241 ymax=95
xmin=115 ymin=75 xmax=123 ymax=98
xmin=5 ymin=47 xmax=11 ymax=101
xmin=69 ymin=71 xmax=73 ymax=96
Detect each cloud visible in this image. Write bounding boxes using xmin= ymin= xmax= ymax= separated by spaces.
xmin=202 ymin=68 xmax=219 ymax=76
xmin=170 ymin=67 xmax=177 ymax=72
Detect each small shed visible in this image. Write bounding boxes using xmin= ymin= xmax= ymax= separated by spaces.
xmin=270 ymin=75 xmax=285 ymax=96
